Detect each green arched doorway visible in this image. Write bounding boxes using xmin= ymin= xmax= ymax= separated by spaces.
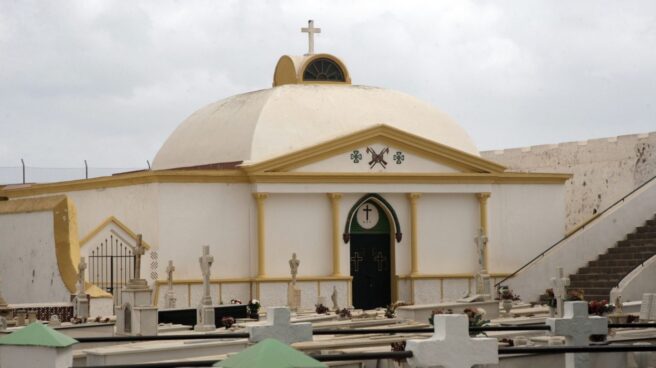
xmin=347 ymin=199 xmax=395 ymax=310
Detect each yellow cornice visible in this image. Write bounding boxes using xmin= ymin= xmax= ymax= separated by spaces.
xmin=79 ymin=216 xmax=151 ymax=250
xmin=397 ymin=272 xmax=511 ymax=280
xmin=241 ymin=124 xmax=507 ymax=174
xmin=0 ymin=169 xmax=248 ymax=198
xmin=248 ymin=172 xmax=571 ymax=184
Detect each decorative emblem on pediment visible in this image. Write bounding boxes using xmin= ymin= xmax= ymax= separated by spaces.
xmin=366 ymin=146 xmax=390 ymax=169
xmin=350 ymin=150 xmax=363 ymax=163
xmin=393 ymin=151 xmax=405 ymax=164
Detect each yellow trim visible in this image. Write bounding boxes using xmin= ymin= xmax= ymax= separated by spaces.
xmin=476 ymin=192 xmax=491 ymax=271
xmin=53 ymin=197 xmax=80 ymax=294
xmin=247 ymin=172 xmax=572 ymax=184
xmin=242 ymin=125 xmax=506 ymax=174
xmin=84 ymin=283 xmax=113 ymax=298
xmin=253 ymin=193 xmax=268 ymax=278
xmin=273 ymin=53 xmax=352 ymax=87
xmin=328 ymin=193 xmax=342 ymax=276
xmin=79 ymin=216 xmax=151 ymax=250
xmin=0 ymin=169 xmax=247 ymax=198
xmin=407 ymin=193 xmax=421 ymax=275
xmin=298 ymin=54 xmax=352 ymax=85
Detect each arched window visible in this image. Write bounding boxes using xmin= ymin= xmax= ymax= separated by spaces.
xmin=303 ymin=58 xmax=346 ymax=82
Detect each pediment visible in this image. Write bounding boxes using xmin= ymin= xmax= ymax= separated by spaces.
xmin=241 ymin=125 xmax=506 ymax=174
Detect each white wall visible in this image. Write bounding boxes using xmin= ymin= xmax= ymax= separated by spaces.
xmin=483 ymin=132 xmax=656 ymax=231
xmin=488 ymin=184 xmax=566 ymax=273
xmin=506 ymin=178 xmax=656 ymax=302
xmin=265 ymin=193 xmax=332 ymax=276
xmin=417 ymin=193 xmax=479 ymax=274
xmin=157 ymin=183 xmax=255 ymax=279
xmin=0 ymin=211 xmax=70 ymax=303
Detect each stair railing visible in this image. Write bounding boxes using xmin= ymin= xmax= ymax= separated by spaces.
xmin=495 ymin=174 xmax=656 ymax=288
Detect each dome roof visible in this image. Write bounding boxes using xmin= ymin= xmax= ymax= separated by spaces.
xmin=152 ymin=84 xmax=479 ymax=170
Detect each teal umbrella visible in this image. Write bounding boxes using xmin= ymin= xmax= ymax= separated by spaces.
xmin=214 ymin=338 xmax=326 ymax=368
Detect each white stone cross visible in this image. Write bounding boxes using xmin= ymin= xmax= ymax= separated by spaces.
xmin=551 ymin=266 xmax=570 ymax=317
xmin=77 ymin=257 xmax=87 ymax=297
xmin=133 ymin=234 xmax=146 ymax=280
xmin=199 ymin=245 xmax=214 ymax=306
xmin=406 ymin=314 xmax=498 ymax=368
xmin=247 ymin=307 xmax=312 ymax=345
xmin=166 ymin=260 xmax=175 ymax=291
xmin=547 ymin=301 xmax=608 ymax=368
xmin=301 ymin=20 xmax=321 ymax=55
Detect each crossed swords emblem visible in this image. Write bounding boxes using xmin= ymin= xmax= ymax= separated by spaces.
xmin=366 ymin=146 xmax=389 ymax=169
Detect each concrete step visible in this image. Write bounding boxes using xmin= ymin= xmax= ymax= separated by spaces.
xmin=588 ymin=259 xmax=640 ymax=267
xmin=598 ymin=251 xmax=653 ymax=261
xmin=627 ymin=232 xmax=656 ymax=240
xmin=617 ymin=239 xmax=656 ymax=247
xmin=647 ymin=219 xmax=656 ymax=226
xmin=574 ymin=287 xmax=612 ymax=296
xmin=583 ymin=294 xmax=611 ymax=302
xmin=578 ymin=265 xmax=634 ymax=274
xmin=608 ymin=245 xmax=656 ymax=254
xmin=570 ymin=280 xmax=618 ymax=288
xmin=570 ymin=272 xmax=626 ymax=282
xmin=637 ymin=225 xmax=656 ymax=233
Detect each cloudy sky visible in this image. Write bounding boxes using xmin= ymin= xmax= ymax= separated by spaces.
xmin=1 ymin=0 xmax=655 ymax=170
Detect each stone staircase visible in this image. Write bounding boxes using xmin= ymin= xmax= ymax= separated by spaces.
xmin=569 ymin=215 xmax=656 ymax=301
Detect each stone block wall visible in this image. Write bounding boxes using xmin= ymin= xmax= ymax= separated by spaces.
xmin=482 ymin=132 xmax=656 ymax=232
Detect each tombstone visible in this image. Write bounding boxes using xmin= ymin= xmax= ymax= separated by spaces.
xmin=74 ymin=257 xmax=90 ymax=319
xmin=164 ymin=260 xmax=177 ymax=309
xmin=331 ymin=286 xmax=339 ymax=311
xmin=16 ymin=311 xmax=26 ymax=326
xmin=287 ymin=253 xmax=301 ymax=311
xmin=551 ymin=267 xmax=570 ymax=317
xmin=0 ymin=316 xmax=7 ymax=331
xmin=115 ymin=234 xmax=158 ymax=336
xmin=472 ymin=229 xmax=491 ymax=300
xmin=247 ymin=307 xmax=312 ymax=344
xmin=406 ymin=314 xmax=498 ymax=368
xmin=27 ymin=311 xmax=37 ymax=324
xmin=546 ymin=301 xmax=608 ymax=368
xmin=0 ymin=274 xmax=9 ymax=318
xmin=639 ymin=293 xmax=656 ymax=321
xmin=194 ymin=245 xmax=215 ymax=331
xmin=0 ymin=323 xmax=78 ymax=368
xmin=48 ymin=315 xmax=61 ymax=328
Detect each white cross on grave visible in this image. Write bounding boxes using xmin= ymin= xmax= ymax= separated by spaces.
xmin=406 ymin=314 xmax=498 ymax=368
xmin=301 ymin=20 xmax=321 ymax=55
xmin=547 ymin=301 xmax=608 ymax=368
xmin=247 ymin=307 xmax=312 ymax=345
xmin=551 ymin=266 xmax=570 ymax=317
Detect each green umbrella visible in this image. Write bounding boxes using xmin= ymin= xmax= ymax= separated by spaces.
xmin=214 ymin=338 xmax=326 ymax=368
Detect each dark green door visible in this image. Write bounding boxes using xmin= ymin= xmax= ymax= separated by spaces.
xmin=350 ymin=233 xmax=391 ymax=310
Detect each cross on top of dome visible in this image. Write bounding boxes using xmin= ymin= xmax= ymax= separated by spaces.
xmin=301 ymin=20 xmax=321 ymax=55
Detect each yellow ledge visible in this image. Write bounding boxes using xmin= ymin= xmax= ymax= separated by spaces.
xmin=397 ymin=273 xmax=511 ymax=280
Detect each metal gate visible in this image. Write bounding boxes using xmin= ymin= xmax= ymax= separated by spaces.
xmin=88 ymin=234 xmax=135 ymax=306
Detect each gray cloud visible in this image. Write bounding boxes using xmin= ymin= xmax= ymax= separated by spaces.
xmin=1 ymin=0 xmax=654 ymax=169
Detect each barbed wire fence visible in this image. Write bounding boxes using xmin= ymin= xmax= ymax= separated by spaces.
xmin=0 ymin=159 xmax=148 ymax=185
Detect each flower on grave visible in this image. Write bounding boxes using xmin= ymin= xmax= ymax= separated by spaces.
xmin=428 ymin=308 xmax=453 ymax=326
xmin=230 ymin=298 xmax=242 ymax=305
xmin=390 ymin=340 xmax=407 ymax=363
xmin=500 ymin=288 xmax=518 ymax=300
xmin=222 ymin=316 xmax=235 ymax=329
xmin=315 ymin=303 xmax=330 ymax=314
xmin=384 ymin=304 xmax=396 ymax=319
xmin=338 ymin=308 xmax=352 ymax=319
xmin=565 ymin=289 xmax=584 ymax=301
xmin=464 ymin=307 xmax=490 ymax=336
xmin=247 ymin=299 xmax=261 ymax=313
xmin=588 ymin=299 xmax=615 ymax=316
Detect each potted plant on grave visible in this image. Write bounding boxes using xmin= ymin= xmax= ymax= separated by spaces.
xmin=337 ymin=308 xmax=352 ymax=320
xmin=315 ymin=303 xmax=329 ymax=314
xmin=463 ymin=307 xmax=490 ymax=336
xmin=499 ymin=288 xmax=517 ymax=316
xmin=221 ymin=316 xmax=236 ymax=329
xmin=247 ymin=299 xmax=261 ymax=320
xmin=428 ymin=308 xmax=453 ymax=326
xmin=544 ymin=288 xmax=557 ymax=316
xmin=565 ymin=289 xmax=584 ymax=301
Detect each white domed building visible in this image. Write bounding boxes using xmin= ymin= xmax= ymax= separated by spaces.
xmin=0 ymin=48 xmax=569 ymax=310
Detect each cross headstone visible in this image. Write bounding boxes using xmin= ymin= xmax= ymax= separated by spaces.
xmin=0 ymin=316 xmax=6 ymax=331
xmin=199 ymin=246 xmax=214 ymax=306
xmin=351 ymin=252 xmax=363 ymax=272
xmin=0 ymin=274 xmax=7 ymax=307
xmin=289 ymin=253 xmax=300 ymax=286
xmin=247 ymin=307 xmax=312 ymax=345
xmin=551 ymin=267 xmax=570 ymax=317
xmin=133 ymin=234 xmax=146 ymax=281
xmin=77 ymin=257 xmax=87 ymax=297
xmin=301 ymin=20 xmax=321 ymax=55
xmin=406 ymin=314 xmax=498 ymax=368
xmin=547 ymin=301 xmax=608 ymax=368
xmin=165 ymin=260 xmax=177 ymax=309
xmin=473 ymin=229 xmax=491 ymax=297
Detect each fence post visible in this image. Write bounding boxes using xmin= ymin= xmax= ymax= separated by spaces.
xmin=20 ymin=159 xmax=25 ymax=184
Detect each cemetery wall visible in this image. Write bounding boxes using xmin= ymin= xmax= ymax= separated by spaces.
xmin=0 ymin=211 xmax=70 ymax=302
xmin=482 ymin=132 xmax=656 ymax=232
